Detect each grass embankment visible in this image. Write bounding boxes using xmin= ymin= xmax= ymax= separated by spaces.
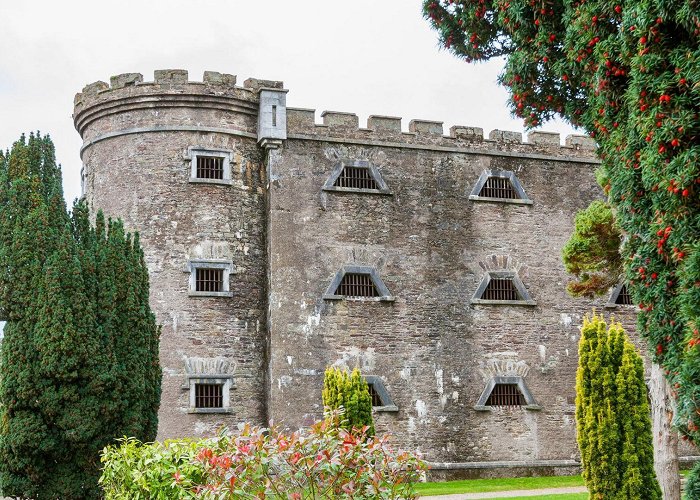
xmin=415 ymin=475 xmax=584 ymax=496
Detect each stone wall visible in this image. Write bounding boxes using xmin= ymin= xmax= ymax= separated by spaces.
xmin=74 ymin=69 xmax=694 ymax=473
xmin=267 ymin=120 xmax=621 ymax=465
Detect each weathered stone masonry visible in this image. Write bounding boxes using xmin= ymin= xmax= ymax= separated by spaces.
xmin=74 ymin=69 xmax=688 ymax=477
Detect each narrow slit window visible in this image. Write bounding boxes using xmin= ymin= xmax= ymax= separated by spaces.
xmin=615 ymin=284 xmax=632 ymax=305
xmin=486 ymin=383 xmax=526 ymax=408
xmin=272 ymin=105 xmax=277 ymax=127
xmin=196 ymin=156 xmax=224 ymax=180
xmin=195 ymin=383 xmax=223 ymax=409
xmin=482 ymin=278 xmax=521 ymax=301
xmin=334 ymin=166 xmax=379 ymax=190
xmin=367 ymin=383 xmax=383 ymax=407
xmin=479 ymin=177 xmax=518 ymax=199
xmin=196 ymin=268 xmax=224 ymax=293
xmin=336 ymin=273 xmax=379 ymax=298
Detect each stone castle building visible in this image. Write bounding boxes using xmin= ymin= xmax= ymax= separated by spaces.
xmin=73 ymin=69 xmax=657 ymax=477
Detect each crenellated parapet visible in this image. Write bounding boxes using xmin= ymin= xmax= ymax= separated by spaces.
xmin=74 ymin=69 xmax=597 ymax=163
xmin=73 ymin=69 xmax=285 ymax=147
xmin=287 ymin=108 xmax=598 ymax=162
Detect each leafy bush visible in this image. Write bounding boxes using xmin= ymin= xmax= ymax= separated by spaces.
xmin=322 ymin=367 xmax=374 ymax=437
xmin=100 ymin=413 xmax=426 ymax=499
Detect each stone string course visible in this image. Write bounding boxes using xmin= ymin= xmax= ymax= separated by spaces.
xmin=73 ymin=69 xmax=694 ymax=480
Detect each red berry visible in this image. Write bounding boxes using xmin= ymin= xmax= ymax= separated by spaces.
xmin=614 ymin=5 xmax=622 ymax=13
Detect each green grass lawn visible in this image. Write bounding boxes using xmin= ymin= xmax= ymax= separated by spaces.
xmin=489 ymin=495 xmax=588 ymax=500
xmin=414 ymin=475 xmax=584 ymax=496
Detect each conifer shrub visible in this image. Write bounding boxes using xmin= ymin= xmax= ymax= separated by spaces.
xmin=0 ymin=134 xmax=161 ymax=498
xmin=100 ymin=413 xmax=426 ymax=499
xmin=322 ymin=367 xmax=374 ymax=437
xmin=562 ymin=201 xmax=623 ymax=297
xmin=576 ymin=313 xmax=660 ymax=499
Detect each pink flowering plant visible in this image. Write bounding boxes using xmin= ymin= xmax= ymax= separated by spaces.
xmin=99 ymin=411 xmax=426 ymax=499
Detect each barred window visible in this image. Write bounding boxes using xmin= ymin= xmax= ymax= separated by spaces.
xmin=322 ymin=159 xmax=391 ymax=195
xmin=469 ymin=170 xmax=532 ymax=204
xmin=334 ymin=166 xmax=379 ymax=190
xmin=471 ymin=272 xmax=536 ymax=306
xmin=475 ymin=376 xmax=541 ymax=411
xmin=188 ymin=148 xmax=232 ymax=185
xmin=615 ymin=284 xmax=632 ymax=305
xmin=482 ymin=278 xmax=521 ymax=301
xmin=364 ymin=376 xmax=398 ymax=412
xmin=485 ymin=383 xmax=526 ymax=408
xmin=195 ymin=383 xmax=223 ymax=409
xmin=323 ymin=266 xmax=394 ymax=302
xmin=187 ymin=259 xmax=233 ymax=297
xmin=336 ymin=273 xmax=379 ymax=298
xmin=367 ymin=383 xmax=383 ymax=407
xmin=196 ymin=268 xmax=224 ymax=293
xmin=196 ymin=156 xmax=224 ymax=180
xmin=479 ymin=176 xmax=518 ymax=199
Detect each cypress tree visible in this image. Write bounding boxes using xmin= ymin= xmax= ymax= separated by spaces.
xmin=322 ymin=367 xmax=374 ymax=437
xmin=575 ymin=314 xmax=660 ymax=500
xmin=0 ymin=134 xmax=161 ymax=498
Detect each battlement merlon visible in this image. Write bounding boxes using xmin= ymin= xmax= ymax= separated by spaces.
xmin=285 ymin=108 xmax=598 ymax=161
xmin=73 ymin=70 xmax=285 ymax=137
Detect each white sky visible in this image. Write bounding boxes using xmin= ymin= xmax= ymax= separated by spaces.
xmin=0 ymin=0 xmax=579 ymax=204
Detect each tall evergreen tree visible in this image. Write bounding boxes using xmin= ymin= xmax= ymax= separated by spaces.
xmin=0 ymin=134 xmax=161 ymax=498
xmin=576 ymin=314 xmax=660 ymax=499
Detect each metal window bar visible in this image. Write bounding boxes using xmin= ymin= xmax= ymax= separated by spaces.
xmin=336 ymin=273 xmax=379 ymax=297
xmin=615 ymin=285 xmax=633 ymax=305
xmin=196 ymin=156 xmax=224 ymax=180
xmin=195 ymin=383 xmax=223 ymax=408
xmin=480 ymin=176 xmax=519 ymax=199
xmin=482 ymin=278 xmax=521 ymax=301
xmin=195 ymin=268 xmax=224 ymax=292
xmin=367 ymin=383 xmax=383 ymax=407
xmin=486 ymin=383 xmax=526 ymax=408
xmin=334 ymin=166 xmax=379 ymax=190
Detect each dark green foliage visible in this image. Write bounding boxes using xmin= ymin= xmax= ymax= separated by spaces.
xmin=562 ymin=201 xmax=623 ymax=297
xmin=322 ymin=367 xmax=375 ymax=437
xmin=0 ymin=133 xmax=161 ymax=498
xmin=423 ymin=0 xmax=700 ymax=482
xmin=685 ymin=462 xmax=700 ymax=500
xmin=576 ymin=314 xmax=660 ymax=499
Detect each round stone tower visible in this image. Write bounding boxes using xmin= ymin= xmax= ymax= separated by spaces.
xmin=73 ymin=69 xmax=286 ymax=438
